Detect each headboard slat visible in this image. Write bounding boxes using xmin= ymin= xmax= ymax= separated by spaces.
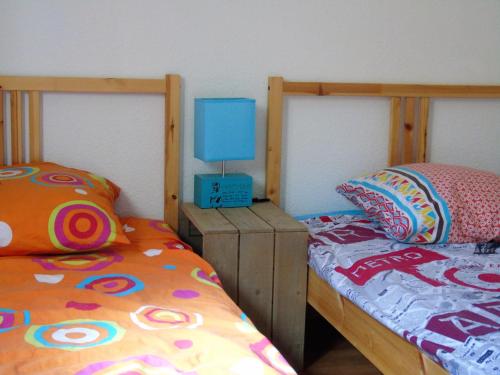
xmin=402 ymin=97 xmax=416 ymax=164
xmin=283 ymin=81 xmax=500 ymax=98
xmin=266 ymin=76 xmax=285 ymax=206
xmin=29 ymin=91 xmax=42 ymax=163
xmin=0 ymin=90 xmax=4 ymax=166
xmin=417 ymin=98 xmax=430 ymax=163
xmin=0 ymin=76 xmax=165 ymax=94
xmin=388 ymin=97 xmax=402 ymax=166
xmin=165 ymin=74 xmax=181 ymax=232
xmin=10 ymin=91 xmax=23 ymax=164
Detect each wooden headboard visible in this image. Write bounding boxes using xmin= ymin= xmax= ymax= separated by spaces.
xmin=266 ymin=76 xmax=500 ymax=206
xmin=0 ymin=74 xmax=181 ymax=231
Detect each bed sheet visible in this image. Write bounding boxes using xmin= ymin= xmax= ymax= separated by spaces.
xmin=0 ymin=217 xmax=295 ymax=375
xmin=303 ymin=214 xmax=499 ymax=375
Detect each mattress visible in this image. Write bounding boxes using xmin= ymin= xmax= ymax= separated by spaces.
xmin=0 ymin=217 xmax=295 ymax=375
xmin=303 ymin=214 xmax=500 ymax=375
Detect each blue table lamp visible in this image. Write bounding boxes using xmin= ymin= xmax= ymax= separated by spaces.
xmin=194 ymin=98 xmax=255 ymax=208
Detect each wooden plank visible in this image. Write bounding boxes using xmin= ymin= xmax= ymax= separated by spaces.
xmin=272 ymin=230 xmax=308 ymax=370
xmin=179 ymin=204 xmax=239 ymax=301
xmin=10 ymin=91 xmax=23 ymax=164
xmin=282 ymin=80 xmax=500 ymax=98
xmin=29 ymin=91 xmax=42 ymax=162
xmin=238 ymin=232 xmax=274 ymax=336
xmin=218 ymin=207 xmax=273 ymax=234
xmin=0 ymin=90 xmax=4 ymax=165
xmin=181 ymin=203 xmax=237 ymax=235
xmin=304 ymin=340 xmax=382 ymax=374
xmin=388 ymin=97 xmax=401 ymax=166
xmin=308 ymin=269 xmax=447 ymax=375
xmin=402 ymin=97 xmax=416 ymax=164
xmin=203 ymin=233 xmax=239 ymax=301
xmin=417 ymin=98 xmax=430 ymax=163
xmin=250 ymin=201 xmax=307 ymax=232
xmin=308 ymin=268 xmax=344 ymax=328
xmin=218 ymin=207 xmax=274 ymax=335
xmin=165 ymin=74 xmax=181 ymax=231
xmin=178 ymin=208 xmax=203 ymax=255
xmin=266 ymin=76 xmax=284 ymax=206
xmin=343 ymin=298 xmax=424 ymax=375
xmin=0 ymin=76 xmax=165 ymax=93
xmin=250 ymin=201 xmax=308 ymax=369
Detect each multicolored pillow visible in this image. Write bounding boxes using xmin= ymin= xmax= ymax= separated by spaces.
xmin=336 ymin=163 xmax=499 ymax=244
xmin=0 ymin=162 xmax=130 ymax=255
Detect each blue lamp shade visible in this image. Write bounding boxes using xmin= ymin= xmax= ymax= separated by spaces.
xmin=195 ymin=98 xmax=256 ymax=162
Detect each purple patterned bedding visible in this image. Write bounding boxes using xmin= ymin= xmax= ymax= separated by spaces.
xmin=302 ymin=214 xmax=500 ymax=375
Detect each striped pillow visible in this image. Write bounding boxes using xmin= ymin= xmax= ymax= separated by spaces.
xmin=336 ymin=163 xmax=499 ymax=244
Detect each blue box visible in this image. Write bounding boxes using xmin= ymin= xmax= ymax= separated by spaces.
xmin=194 ymin=173 xmax=253 ymax=208
xmin=195 ymin=98 xmax=255 ymax=162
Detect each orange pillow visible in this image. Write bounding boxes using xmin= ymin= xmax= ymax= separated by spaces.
xmin=0 ymin=162 xmax=130 ymax=255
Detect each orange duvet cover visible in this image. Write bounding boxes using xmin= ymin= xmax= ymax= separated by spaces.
xmin=0 ymin=217 xmax=295 ymax=375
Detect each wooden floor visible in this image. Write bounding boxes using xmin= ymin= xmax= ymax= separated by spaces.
xmin=303 ymin=340 xmax=382 ymax=375
xmin=302 ymin=306 xmax=381 ymax=375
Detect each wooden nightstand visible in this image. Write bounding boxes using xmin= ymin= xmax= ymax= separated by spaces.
xmin=179 ymin=201 xmax=308 ymax=369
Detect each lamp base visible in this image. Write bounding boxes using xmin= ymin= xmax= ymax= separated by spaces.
xmin=194 ymin=173 xmax=252 ymax=208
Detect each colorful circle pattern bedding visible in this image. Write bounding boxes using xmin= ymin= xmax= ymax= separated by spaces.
xmin=0 ymin=163 xmax=129 ymax=255
xmin=0 ymin=217 xmax=294 ymax=374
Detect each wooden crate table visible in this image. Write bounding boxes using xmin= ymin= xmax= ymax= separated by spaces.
xmin=179 ymin=201 xmax=308 ymax=369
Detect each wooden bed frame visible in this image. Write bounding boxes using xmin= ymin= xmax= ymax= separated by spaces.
xmin=0 ymin=74 xmax=181 ymax=230
xmin=265 ymin=76 xmax=500 ymax=374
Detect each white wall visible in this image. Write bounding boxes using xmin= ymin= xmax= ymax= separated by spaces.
xmin=1 ymin=0 xmax=499 ymax=218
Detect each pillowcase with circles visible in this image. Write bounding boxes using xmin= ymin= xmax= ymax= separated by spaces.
xmin=0 ymin=162 xmax=129 ymax=255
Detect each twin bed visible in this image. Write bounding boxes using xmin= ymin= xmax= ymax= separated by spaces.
xmin=265 ymin=77 xmax=500 ymax=375
xmin=0 ymin=75 xmax=294 ymax=375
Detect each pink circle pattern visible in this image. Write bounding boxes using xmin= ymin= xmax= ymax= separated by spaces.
xmin=174 ymin=339 xmax=193 ymax=349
